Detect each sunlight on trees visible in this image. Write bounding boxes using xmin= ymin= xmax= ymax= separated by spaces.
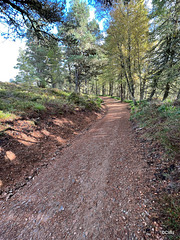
xmin=1 ymin=0 xmax=178 ymax=101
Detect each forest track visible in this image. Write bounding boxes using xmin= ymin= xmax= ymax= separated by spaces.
xmin=0 ymin=97 xmax=154 ymax=240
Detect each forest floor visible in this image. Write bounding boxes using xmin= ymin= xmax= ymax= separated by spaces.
xmin=0 ymin=97 xmax=172 ymax=239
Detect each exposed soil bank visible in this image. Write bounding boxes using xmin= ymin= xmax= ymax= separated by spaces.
xmin=0 ymin=109 xmax=103 ymax=197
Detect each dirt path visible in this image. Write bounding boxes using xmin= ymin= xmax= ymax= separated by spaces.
xmin=0 ymin=97 xmax=153 ymax=240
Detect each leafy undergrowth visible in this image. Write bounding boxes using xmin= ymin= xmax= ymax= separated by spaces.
xmin=130 ymin=99 xmax=180 ymax=238
xmin=110 ymin=96 xmax=121 ymax=101
xmin=0 ymin=82 xmax=102 ymax=123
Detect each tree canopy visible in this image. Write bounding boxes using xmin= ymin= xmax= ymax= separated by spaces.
xmin=0 ymin=0 xmax=65 ymax=38
xmin=9 ymin=0 xmax=180 ymax=101
xmin=14 ymin=0 xmax=105 ymax=92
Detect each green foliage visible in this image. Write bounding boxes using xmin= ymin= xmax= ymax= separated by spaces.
xmin=68 ymin=92 xmax=81 ymax=103
xmin=59 ymin=0 xmax=104 ymax=93
xmin=15 ymin=30 xmax=63 ymax=88
xmin=0 ymin=82 xmax=102 ymax=120
xmin=50 ymin=89 xmax=70 ymax=98
xmin=0 ymin=0 xmax=64 ymax=39
xmin=0 ymin=111 xmax=16 ymax=120
xmin=98 ymin=0 xmax=179 ymax=101
xmin=92 ymin=96 xmax=103 ymax=108
xmin=104 ymin=0 xmax=149 ymax=102
xmin=13 ymin=0 xmax=104 ymax=95
xmin=111 ymin=96 xmax=121 ymax=100
xmin=148 ymin=0 xmax=180 ymax=101
xmin=130 ymin=100 xmax=180 ymax=156
xmin=124 ymin=99 xmax=133 ymax=104
xmin=33 ymin=103 xmax=46 ymax=112
xmin=68 ymin=92 xmax=101 ymax=111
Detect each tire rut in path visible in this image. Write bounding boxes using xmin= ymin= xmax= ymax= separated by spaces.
xmin=0 ymin=97 xmax=151 ymax=240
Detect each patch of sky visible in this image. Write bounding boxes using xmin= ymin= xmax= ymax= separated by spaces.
xmin=0 ymin=0 xmax=152 ymax=82
xmin=0 ymin=24 xmax=26 ymax=82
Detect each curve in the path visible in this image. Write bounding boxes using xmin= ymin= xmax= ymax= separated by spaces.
xmin=0 ymin=98 xmax=151 ymax=240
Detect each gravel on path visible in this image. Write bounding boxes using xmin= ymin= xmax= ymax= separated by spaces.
xmin=0 ymin=97 xmax=154 ymax=240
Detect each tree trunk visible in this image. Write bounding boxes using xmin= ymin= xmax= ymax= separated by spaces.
xmin=84 ymin=79 xmax=88 ymax=94
xmin=109 ymin=82 xmax=113 ymax=96
xmin=140 ymin=78 xmax=146 ymax=101
xmin=91 ymin=82 xmax=94 ymax=94
xmin=102 ymin=84 xmax=105 ymax=96
xmin=163 ymin=82 xmax=170 ymax=101
xmin=117 ymin=43 xmax=136 ymax=105
xmin=123 ymin=83 xmax=126 ymax=99
xmin=52 ymin=82 xmax=58 ymax=88
xmin=138 ymin=54 xmax=145 ymax=101
xmin=120 ymin=83 xmax=124 ymax=102
xmin=126 ymin=5 xmax=136 ymax=105
xmin=68 ymin=63 xmax=72 ymax=91
xmin=123 ymin=70 xmax=137 ymax=104
xmin=176 ymin=89 xmax=180 ymax=100
xmin=148 ymin=76 xmax=158 ymax=101
xmin=96 ymin=79 xmax=98 ymax=96
xmin=75 ymin=67 xmax=79 ymax=93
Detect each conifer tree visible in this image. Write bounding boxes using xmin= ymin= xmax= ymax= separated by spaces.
xmin=0 ymin=0 xmax=65 ymax=38
xmin=15 ymin=29 xmax=63 ymax=88
xmin=59 ymin=0 xmax=104 ymax=93
xmin=148 ymin=0 xmax=180 ymax=101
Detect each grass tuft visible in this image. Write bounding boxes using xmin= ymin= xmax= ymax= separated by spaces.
xmin=0 ymin=111 xmax=16 ymax=120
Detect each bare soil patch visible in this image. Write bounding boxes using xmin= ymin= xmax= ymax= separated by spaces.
xmin=0 ymin=109 xmax=104 ymax=198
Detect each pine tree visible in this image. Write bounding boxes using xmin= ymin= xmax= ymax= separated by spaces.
xmin=59 ymin=0 xmax=104 ymax=93
xmin=15 ymin=29 xmax=63 ymax=88
xmin=15 ymin=48 xmax=37 ymax=86
xmin=0 ymin=0 xmax=65 ymax=39
xmin=148 ymin=0 xmax=180 ymax=101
